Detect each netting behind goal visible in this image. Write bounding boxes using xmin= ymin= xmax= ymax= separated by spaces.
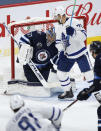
xmin=9 ymin=16 xmax=87 ymax=81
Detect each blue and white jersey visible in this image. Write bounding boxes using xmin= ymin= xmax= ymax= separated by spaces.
xmin=19 ymin=31 xmax=58 ymax=65
xmin=6 ymin=105 xmax=63 ymax=131
xmin=55 ymin=18 xmax=87 ymax=59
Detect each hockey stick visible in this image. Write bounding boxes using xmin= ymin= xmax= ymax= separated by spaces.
xmin=3 ymin=22 xmax=20 ymax=48
xmin=3 ymin=23 xmax=57 ymax=89
xmin=70 ymin=0 xmax=77 ymax=26
xmin=63 ymin=99 xmax=78 ymax=112
xmin=65 ymin=0 xmax=77 ymax=50
xmin=7 ymin=79 xmax=62 ymax=89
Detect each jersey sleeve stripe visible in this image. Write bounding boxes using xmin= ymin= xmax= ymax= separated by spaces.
xmin=61 ymin=82 xmax=71 ymax=87
xmin=54 ymin=109 xmax=61 ymax=121
xmin=49 ymin=107 xmax=55 ymax=120
xmin=81 ymin=30 xmax=87 ymax=37
xmin=56 ymin=39 xmax=61 ymax=44
xmin=20 ymin=37 xmax=30 ymax=44
xmin=98 ymin=119 xmax=101 ymax=127
xmin=59 ymin=77 xmax=69 ymax=82
xmin=67 ymin=47 xmax=87 ymax=57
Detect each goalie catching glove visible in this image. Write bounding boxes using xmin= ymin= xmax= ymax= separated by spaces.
xmin=18 ymin=44 xmax=33 ymax=65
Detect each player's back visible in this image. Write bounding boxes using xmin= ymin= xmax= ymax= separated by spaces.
xmin=6 ymin=106 xmax=54 ymax=131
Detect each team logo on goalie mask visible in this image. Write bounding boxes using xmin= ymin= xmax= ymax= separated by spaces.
xmin=36 ymin=49 xmax=50 ymax=63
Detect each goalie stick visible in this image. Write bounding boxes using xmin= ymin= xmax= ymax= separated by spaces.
xmin=8 ymin=79 xmax=42 ymax=86
xmin=8 ymin=79 xmax=61 ymax=86
xmin=3 ymin=23 xmax=59 ymax=89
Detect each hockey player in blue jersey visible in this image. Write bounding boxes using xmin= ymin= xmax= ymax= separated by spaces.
xmin=77 ymin=41 xmax=101 ymax=100
xmin=76 ymin=41 xmax=101 ymax=131
xmin=6 ymin=95 xmax=63 ymax=131
xmin=18 ymin=28 xmax=58 ymax=84
xmin=53 ymin=6 xmax=94 ymax=100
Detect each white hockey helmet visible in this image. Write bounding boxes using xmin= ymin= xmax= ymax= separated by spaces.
xmin=54 ymin=6 xmax=65 ymax=16
xmin=10 ymin=95 xmax=24 ymax=111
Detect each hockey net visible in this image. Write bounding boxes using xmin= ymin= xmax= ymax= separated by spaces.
xmin=10 ymin=16 xmax=87 ymax=80
xmin=0 ymin=16 xmax=87 ymax=95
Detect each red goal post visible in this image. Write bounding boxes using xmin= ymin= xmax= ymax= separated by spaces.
xmin=9 ymin=16 xmax=87 ymax=79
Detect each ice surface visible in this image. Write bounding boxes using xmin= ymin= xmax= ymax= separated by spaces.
xmin=0 ymin=90 xmax=99 ymax=131
xmin=0 ymin=50 xmax=99 ymax=131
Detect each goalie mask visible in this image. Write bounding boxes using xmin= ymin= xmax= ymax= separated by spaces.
xmin=46 ymin=27 xmax=56 ymax=46
xmin=90 ymin=41 xmax=101 ymax=54
xmin=10 ymin=95 xmax=24 ymax=112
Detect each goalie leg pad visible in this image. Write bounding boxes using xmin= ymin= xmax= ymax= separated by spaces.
xmin=23 ymin=64 xmax=50 ymax=82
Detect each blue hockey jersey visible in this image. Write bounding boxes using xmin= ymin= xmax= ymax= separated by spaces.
xmin=94 ymin=53 xmax=101 ymax=78
xmin=19 ymin=31 xmax=58 ymax=65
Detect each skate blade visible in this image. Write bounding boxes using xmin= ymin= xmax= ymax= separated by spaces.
xmin=58 ymin=97 xmax=75 ymax=101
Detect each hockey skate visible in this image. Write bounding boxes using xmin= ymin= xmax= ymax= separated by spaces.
xmin=58 ymin=88 xmax=74 ymax=101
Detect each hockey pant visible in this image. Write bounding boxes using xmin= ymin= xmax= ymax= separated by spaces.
xmin=57 ymin=53 xmax=94 ymax=86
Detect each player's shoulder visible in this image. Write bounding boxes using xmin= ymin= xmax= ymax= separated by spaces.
xmin=25 ymin=30 xmax=45 ymax=38
xmin=12 ymin=106 xmax=31 ymax=119
xmin=65 ymin=17 xmax=84 ymax=29
xmin=17 ymin=106 xmax=32 ymax=114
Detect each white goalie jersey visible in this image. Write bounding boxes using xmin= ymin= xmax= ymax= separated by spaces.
xmin=55 ymin=17 xmax=87 ymax=59
xmin=6 ymin=105 xmax=63 ymax=131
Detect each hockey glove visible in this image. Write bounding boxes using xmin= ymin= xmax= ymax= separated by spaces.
xmin=94 ymin=92 xmax=101 ymax=104
xmin=77 ymin=88 xmax=91 ymax=101
xmin=66 ymin=26 xmax=75 ymax=36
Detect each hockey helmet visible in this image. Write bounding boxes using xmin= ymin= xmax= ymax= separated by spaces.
xmin=10 ymin=95 xmax=24 ymax=111
xmin=54 ymin=6 xmax=65 ymax=16
xmin=90 ymin=41 xmax=101 ymax=54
